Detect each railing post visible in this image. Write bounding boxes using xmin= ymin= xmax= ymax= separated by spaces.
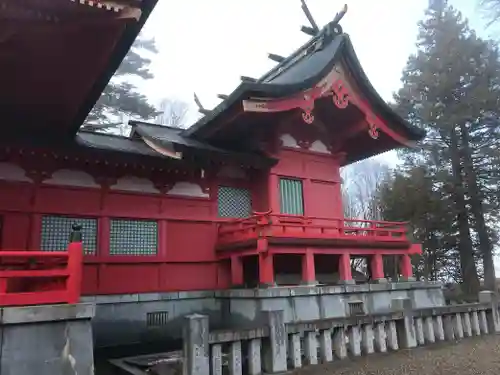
xmin=479 ymin=291 xmax=500 ymax=333
xmin=66 ymin=223 xmax=84 ymax=304
xmin=183 ymin=314 xmax=209 ymax=375
xmin=262 ymin=310 xmax=287 ymax=373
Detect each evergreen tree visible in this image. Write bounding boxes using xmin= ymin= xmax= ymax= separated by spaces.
xmin=391 ymin=1 xmax=500 ymax=293
xmin=83 ymin=37 xmax=159 ymax=130
xmin=376 ymin=167 xmax=462 ymax=282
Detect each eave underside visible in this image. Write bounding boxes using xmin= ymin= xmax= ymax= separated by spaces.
xmin=0 ymin=0 xmax=156 ymax=136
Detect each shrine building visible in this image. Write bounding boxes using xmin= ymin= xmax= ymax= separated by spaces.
xmin=0 ymin=0 xmax=442 ymax=350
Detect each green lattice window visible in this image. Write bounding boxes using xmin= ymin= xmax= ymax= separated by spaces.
xmin=109 ymin=219 xmax=158 ymax=256
xmin=40 ymin=215 xmax=97 ymax=254
xmin=218 ymin=186 xmax=252 ymax=218
xmin=279 ymin=178 xmax=304 ymax=215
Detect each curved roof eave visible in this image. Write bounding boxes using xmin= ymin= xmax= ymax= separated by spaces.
xmin=341 ymin=36 xmax=426 ymax=142
xmin=184 ymin=34 xmax=425 ymax=143
xmin=182 ymin=35 xmax=347 ymax=138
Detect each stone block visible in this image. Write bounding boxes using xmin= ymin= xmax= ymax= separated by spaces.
xmin=247 ymin=339 xmax=261 ymax=375
xmin=262 ymin=310 xmax=287 ymax=373
xmin=0 ymin=303 xmax=94 ymax=375
xmin=183 ymin=314 xmax=209 ymax=375
xmin=289 ymin=333 xmax=302 ymax=369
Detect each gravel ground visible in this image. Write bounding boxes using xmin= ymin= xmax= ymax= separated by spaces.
xmin=293 ymin=335 xmax=500 ymax=375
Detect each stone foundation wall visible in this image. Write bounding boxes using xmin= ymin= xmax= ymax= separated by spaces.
xmin=0 ymin=303 xmax=95 ymax=375
xmin=85 ymin=282 xmax=444 ymax=348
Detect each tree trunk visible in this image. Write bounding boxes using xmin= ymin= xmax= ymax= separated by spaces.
xmin=449 ymin=127 xmax=480 ymax=296
xmin=459 ymin=123 xmax=496 ymax=291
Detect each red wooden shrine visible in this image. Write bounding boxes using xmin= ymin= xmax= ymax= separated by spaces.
xmin=0 ymin=2 xmax=425 ymax=305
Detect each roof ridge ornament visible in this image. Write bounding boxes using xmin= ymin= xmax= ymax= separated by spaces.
xmin=300 ymin=0 xmax=320 ymax=36
xmin=326 ymin=4 xmax=348 ymax=35
xmin=193 ymin=93 xmax=210 ymax=115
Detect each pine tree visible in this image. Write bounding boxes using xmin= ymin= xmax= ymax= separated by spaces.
xmin=83 ymin=37 xmax=159 ymax=130
xmin=392 ymin=1 xmax=500 ymax=294
xmin=376 ymin=167 xmax=462 ymax=282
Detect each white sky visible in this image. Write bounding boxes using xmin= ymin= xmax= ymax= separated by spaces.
xmin=139 ymin=0 xmax=483 ymax=117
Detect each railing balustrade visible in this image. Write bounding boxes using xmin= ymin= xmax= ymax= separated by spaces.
xmin=183 ymin=293 xmax=500 ymax=375
xmin=217 ymin=212 xmax=410 ymax=246
xmin=0 ymin=225 xmax=84 ymax=307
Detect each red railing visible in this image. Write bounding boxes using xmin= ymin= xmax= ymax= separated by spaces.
xmin=0 ymin=241 xmax=83 ymax=307
xmin=217 ymin=212 xmax=409 ymax=246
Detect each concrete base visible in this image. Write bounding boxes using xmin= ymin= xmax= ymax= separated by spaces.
xmin=400 ymin=277 xmax=417 ymax=282
xmin=84 ymin=281 xmax=445 ymax=349
xmin=0 ymin=303 xmax=95 ymax=375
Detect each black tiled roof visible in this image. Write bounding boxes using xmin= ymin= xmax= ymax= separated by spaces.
xmin=76 ymin=123 xmax=276 ymax=168
xmin=182 ymin=18 xmax=425 ymax=142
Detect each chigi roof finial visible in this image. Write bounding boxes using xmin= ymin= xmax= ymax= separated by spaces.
xmin=300 ymin=0 xmax=320 ymax=36
xmin=193 ymin=93 xmax=210 ymax=115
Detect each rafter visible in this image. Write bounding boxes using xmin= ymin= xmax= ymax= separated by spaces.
xmin=268 ymin=53 xmax=285 ymax=63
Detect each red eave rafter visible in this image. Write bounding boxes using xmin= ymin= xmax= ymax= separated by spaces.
xmin=242 ymin=66 xmax=413 ymax=147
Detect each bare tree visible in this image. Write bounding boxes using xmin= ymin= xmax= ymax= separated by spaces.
xmin=479 ymin=0 xmax=500 ymax=27
xmin=155 ymin=98 xmax=191 ymax=128
xmin=341 ymin=158 xmax=390 ymax=274
xmin=341 ymin=158 xmax=390 ymax=222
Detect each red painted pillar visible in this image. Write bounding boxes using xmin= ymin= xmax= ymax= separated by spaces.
xmin=301 ymin=252 xmax=316 ymax=285
xmin=400 ymin=254 xmax=414 ymax=281
xmin=338 ymin=253 xmax=354 ymax=284
xmin=259 ymin=253 xmax=275 ymax=286
xmin=370 ymin=254 xmax=386 ymax=283
xmin=230 ymin=256 xmax=244 ymax=287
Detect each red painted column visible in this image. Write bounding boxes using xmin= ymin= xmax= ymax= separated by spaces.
xmin=370 ymin=254 xmax=386 ymax=283
xmin=338 ymin=253 xmax=354 ymax=284
xmin=301 ymin=251 xmax=316 ymax=285
xmin=259 ymin=253 xmax=275 ymax=286
xmin=230 ymin=256 xmax=244 ymax=287
xmin=399 ymin=254 xmax=414 ymax=281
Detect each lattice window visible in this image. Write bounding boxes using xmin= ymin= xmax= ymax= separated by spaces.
xmin=40 ymin=215 xmax=97 ymax=254
xmin=109 ymin=219 xmax=158 ymax=256
xmin=279 ymin=178 xmax=304 ymax=215
xmin=217 ymin=186 xmax=252 ymax=218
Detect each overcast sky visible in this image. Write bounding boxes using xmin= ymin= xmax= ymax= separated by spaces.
xmin=134 ymin=0 xmax=486 ymax=168
xmin=139 ymin=0 xmax=485 ymax=120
